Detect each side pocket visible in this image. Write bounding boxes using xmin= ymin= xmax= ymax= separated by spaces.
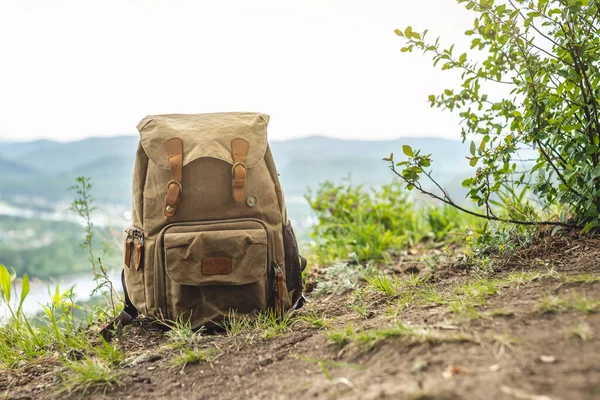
xmin=282 ymin=220 xmax=305 ymax=304
xmin=123 ymin=227 xmax=146 ymax=313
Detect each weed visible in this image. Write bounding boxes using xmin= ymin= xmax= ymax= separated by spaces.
xmin=69 ymin=177 xmax=120 ymax=318
xmin=536 ymin=295 xmax=568 ymax=314
xmin=416 ymin=285 xmax=447 ymax=305
xmin=162 ymin=314 xmax=205 ymax=348
xmin=566 ymin=323 xmax=593 ymax=341
xmin=366 ymin=272 xmax=427 ymax=299
xmin=349 ymin=302 xmax=370 ymax=318
xmin=488 ymin=308 xmax=514 ymax=317
xmin=295 ymin=310 xmax=329 ymax=329
xmin=221 ymin=310 xmax=253 ymax=337
xmin=255 ymin=310 xmax=294 ymax=339
xmin=565 ymin=274 xmax=600 ymax=284
xmin=535 ymin=292 xmax=599 ymax=314
xmin=445 ymin=279 xmax=497 ymax=320
xmin=325 ymin=325 xmax=357 ymax=347
xmin=325 ymin=322 xmax=464 ymax=351
xmin=172 ymin=348 xmax=215 ymax=369
xmin=366 ymin=272 xmax=400 ymax=297
xmin=492 ymin=334 xmax=523 ymax=359
xmin=348 ymin=289 xmax=370 ymax=318
xmin=499 ymin=271 xmax=542 ymax=286
xmin=449 ymin=301 xmax=481 ymax=320
xmin=59 ymin=358 xmax=118 ymax=395
xmin=570 ymin=293 xmax=600 ymax=314
xmin=94 ymin=339 xmax=124 ymax=366
xmin=453 ymin=280 xmax=497 ymax=304
xmin=465 ymin=222 xmax=536 ymax=276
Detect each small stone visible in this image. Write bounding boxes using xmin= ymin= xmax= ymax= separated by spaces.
xmin=540 ymin=355 xmax=556 ymax=363
xmin=489 ymin=364 xmax=501 ymax=372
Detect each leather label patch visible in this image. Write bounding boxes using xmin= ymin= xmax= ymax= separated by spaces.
xmin=202 ymin=258 xmax=232 ymax=275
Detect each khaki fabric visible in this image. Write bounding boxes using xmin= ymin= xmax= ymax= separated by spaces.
xmin=123 ymin=112 xmax=302 ymax=329
xmin=137 ymin=113 xmax=269 ymax=170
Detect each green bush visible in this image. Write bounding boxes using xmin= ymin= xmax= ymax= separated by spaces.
xmin=306 ymin=181 xmax=479 ymax=264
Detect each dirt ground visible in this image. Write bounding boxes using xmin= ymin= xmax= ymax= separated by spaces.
xmin=3 ymin=236 xmax=600 ymax=400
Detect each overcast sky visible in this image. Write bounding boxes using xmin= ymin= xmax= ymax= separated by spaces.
xmin=0 ymin=0 xmax=475 ymax=142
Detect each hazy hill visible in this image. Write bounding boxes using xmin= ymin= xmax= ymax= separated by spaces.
xmin=0 ymin=135 xmax=473 ymax=208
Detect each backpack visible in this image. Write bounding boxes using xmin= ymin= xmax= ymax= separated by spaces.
xmin=101 ymin=112 xmax=306 ymax=339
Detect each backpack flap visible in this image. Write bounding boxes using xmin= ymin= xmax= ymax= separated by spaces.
xmin=137 ymin=112 xmax=269 ymax=213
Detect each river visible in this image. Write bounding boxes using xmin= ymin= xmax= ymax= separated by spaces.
xmin=0 ymin=270 xmax=122 ymax=320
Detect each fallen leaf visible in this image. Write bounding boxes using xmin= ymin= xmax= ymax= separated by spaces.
xmin=442 ymin=365 xmax=471 ymax=379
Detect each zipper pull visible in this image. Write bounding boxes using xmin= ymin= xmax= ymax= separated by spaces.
xmin=134 ymin=229 xmax=144 ymax=246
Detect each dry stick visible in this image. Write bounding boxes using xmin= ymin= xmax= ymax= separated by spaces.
xmin=388 ymin=163 xmax=582 ymax=229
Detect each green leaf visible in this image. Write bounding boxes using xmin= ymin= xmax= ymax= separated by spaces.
xmin=469 ymin=157 xmax=479 ymax=167
xmin=586 ymin=145 xmax=598 ymax=155
xmin=581 ymin=221 xmax=598 ymax=234
xmin=470 ymin=141 xmax=476 ymax=156
xmin=17 ymin=274 xmax=29 ymax=315
xmin=394 ymin=29 xmax=404 ymax=37
xmin=0 ymin=264 xmax=11 ymax=304
xmin=402 ymin=145 xmax=414 ymax=157
xmin=444 ymin=89 xmax=453 ymax=96
xmin=404 ymin=26 xmax=413 ymax=37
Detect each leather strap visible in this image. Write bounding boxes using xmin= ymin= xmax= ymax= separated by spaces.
xmin=124 ymin=235 xmax=132 ymax=268
xmin=100 ymin=270 xmax=139 ymax=341
xmin=231 ymin=138 xmax=249 ymax=203
xmin=164 ymin=138 xmax=183 ymax=217
xmin=135 ymin=243 xmax=143 ymax=271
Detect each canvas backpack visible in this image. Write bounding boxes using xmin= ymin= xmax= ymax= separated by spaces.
xmin=101 ymin=112 xmax=306 ymax=339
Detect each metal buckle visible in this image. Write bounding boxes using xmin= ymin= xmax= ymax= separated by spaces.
xmin=166 ymin=179 xmax=183 ymax=193
xmin=231 ymin=161 xmax=247 ymax=177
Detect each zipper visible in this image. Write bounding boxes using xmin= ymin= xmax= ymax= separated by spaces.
xmin=153 ymin=218 xmax=274 ymax=319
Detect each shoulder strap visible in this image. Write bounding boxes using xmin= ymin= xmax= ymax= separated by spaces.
xmin=100 ymin=270 xmax=139 ymax=341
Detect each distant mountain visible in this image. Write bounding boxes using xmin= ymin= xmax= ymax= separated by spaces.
xmin=1 ymin=136 xmax=139 ymax=174
xmin=0 ymin=139 xmax=61 ymax=160
xmin=0 ymin=135 xmax=474 ymax=212
xmin=270 ymin=136 xmax=472 ymax=198
xmin=0 ymin=156 xmax=39 ymax=176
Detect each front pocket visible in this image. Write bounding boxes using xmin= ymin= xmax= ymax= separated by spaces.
xmin=164 ymin=229 xmax=267 ymax=286
xmin=157 ymin=220 xmax=271 ymax=326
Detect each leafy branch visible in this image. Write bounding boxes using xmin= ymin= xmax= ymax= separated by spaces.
xmin=393 ymin=0 xmax=600 ymax=231
xmin=383 ymin=150 xmax=581 ymax=229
